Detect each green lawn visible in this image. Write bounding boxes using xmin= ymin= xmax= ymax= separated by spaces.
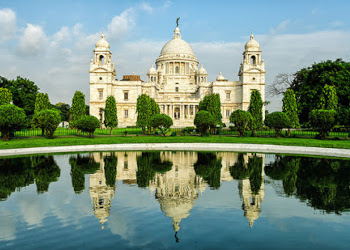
xmin=0 ymin=135 xmax=350 ymax=150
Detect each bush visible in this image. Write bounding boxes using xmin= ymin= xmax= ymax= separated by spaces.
xmin=0 ymin=104 xmax=27 ymax=141
xmin=150 ymin=114 xmax=173 ymax=136
xmin=230 ymin=110 xmax=252 ymax=137
xmin=309 ymin=109 xmax=337 ymax=139
xmin=264 ymin=112 xmax=291 ymax=138
xmin=32 ymin=109 xmax=61 ymax=139
xmin=76 ymin=115 xmax=100 ymax=137
xmin=194 ymin=110 xmax=215 ymax=136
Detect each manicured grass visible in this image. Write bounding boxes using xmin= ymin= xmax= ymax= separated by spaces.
xmin=0 ymin=135 xmax=350 ymax=150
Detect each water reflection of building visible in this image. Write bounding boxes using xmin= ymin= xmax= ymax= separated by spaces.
xmin=89 ymin=153 xmax=116 ymax=229
xmin=88 ymin=151 xmax=265 ymax=230
xmin=239 ymin=154 xmax=265 ymax=228
xmin=149 ymin=152 xmax=207 ymax=232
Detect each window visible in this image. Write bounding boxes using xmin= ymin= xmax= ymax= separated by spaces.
xmin=124 ymin=92 xmax=128 ymax=100
xmin=98 ymin=89 xmax=103 ymax=100
xmin=226 ymin=92 xmax=231 ymax=100
xmin=124 ymin=161 xmax=128 ymax=170
xmin=124 ymin=110 xmax=128 ymax=118
xmin=226 ymin=110 xmax=230 ymax=117
xmin=175 ymin=87 xmax=179 ymax=92
xmin=175 ymin=66 xmax=179 ymax=74
xmin=251 ymin=55 xmax=256 ymax=65
xmin=99 ymin=55 xmax=105 ymax=65
xmin=99 ymin=77 xmax=102 ymax=81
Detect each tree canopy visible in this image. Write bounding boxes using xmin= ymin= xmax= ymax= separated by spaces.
xmin=230 ymin=110 xmax=252 ymax=137
xmin=0 ymin=76 xmax=39 ymax=118
xmin=198 ymin=93 xmax=222 ymax=126
xmin=34 ymin=93 xmax=51 ymax=114
xmin=136 ymin=94 xmax=159 ymax=134
xmin=0 ymin=88 xmax=13 ymax=105
xmin=248 ymin=90 xmax=263 ymax=133
xmin=104 ymin=96 xmax=118 ymax=134
xmin=289 ymin=59 xmax=350 ymax=123
xmin=70 ymin=91 xmax=86 ymax=128
xmin=282 ymin=89 xmax=299 ymax=129
xmin=0 ymin=104 xmax=27 ymax=140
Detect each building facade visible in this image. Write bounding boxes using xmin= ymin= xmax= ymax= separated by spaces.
xmin=89 ymin=23 xmax=265 ymax=127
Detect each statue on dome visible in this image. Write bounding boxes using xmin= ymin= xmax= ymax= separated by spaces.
xmin=176 ymin=17 xmax=180 ymax=27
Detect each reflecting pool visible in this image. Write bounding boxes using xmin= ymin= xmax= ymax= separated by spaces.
xmin=0 ymin=152 xmax=350 ymax=249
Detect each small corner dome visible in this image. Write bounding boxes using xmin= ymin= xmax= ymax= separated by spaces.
xmin=147 ymin=64 xmax=157 ymax=75
xmin=245 ymin=33 xmax=260 ymax=51
xmin=96 ymin=34 xmax=110 ymax=49
xmin=198 ymin=65 xmax=207 ymax=75
xmin=216 ymin=72 xmax=226 ymax=81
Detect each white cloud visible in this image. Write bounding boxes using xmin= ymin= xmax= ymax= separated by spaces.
xmin=17 ymin=24 xmax=47 ymax=56
xmin=140 ymin=2 xmax=153 ymax=14
xmin=107 ymin=8 xmax=135 ymax=41
xmin=0 ymin=8 xmax=16 ymax=40
xmin=50 ymin=26 xmax=71 ymax=47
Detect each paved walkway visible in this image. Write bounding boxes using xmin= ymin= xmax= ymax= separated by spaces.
xmin=1 ymin=143 xmax=350 ymax=158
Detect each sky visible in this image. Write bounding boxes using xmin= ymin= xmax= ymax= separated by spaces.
xmin=0 ymin=0 xmax=350 ymax=111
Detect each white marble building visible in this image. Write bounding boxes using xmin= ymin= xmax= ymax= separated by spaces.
xmin=89 ymin=23 xmax=265 ymax=127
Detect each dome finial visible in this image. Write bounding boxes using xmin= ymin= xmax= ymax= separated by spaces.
xmin=176 ymin=17 xmax=180 ymax=27
xmin=250 ymin=32 xmax=254 ymax=40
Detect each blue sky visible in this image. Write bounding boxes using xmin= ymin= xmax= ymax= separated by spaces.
xmin=0 ymin=0 xmax=350 ymax=110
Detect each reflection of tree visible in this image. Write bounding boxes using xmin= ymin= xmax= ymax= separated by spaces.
xmin=248 ymin=155 xmax=263 ymax=194
xmin=266 ymin=156 xmax=350 ymax=214
xmin=0 ymin=155 xmax=61 ymax=198
xmin=104 ymin=155 xmax=117 ymax=187
xmin=32 ymin=156 xmax=61 ymax=194
xmin=0 ymin=157 xmax=34 ymax=199
xmin=230 ymin=154 xmax=250 ymax=179
xmin=230 ymin=154 xmax=263 ymax=194
xmin=69 ymin=155 xmax=100 ymax=193
xmin=136 ymin=152 xmax=172 ymax=188
xmin=194 ymin=153 xmax=221 ymax=189
xmin=265 ymin=156 xmax=299 ymax=196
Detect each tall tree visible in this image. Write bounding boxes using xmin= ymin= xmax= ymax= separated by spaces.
xmin=282 ymin=89 xmax=300 ymax=135
xmin=34 ymin=93 xmax=50 ymax=114
xmin=104 ymin=96 xmax=118 ymax=134
xmin=0 ymin=104 xmax=27 ymax=141
xmin=70 ymin=91 xmax=86 ymax=129
xmin=289 ymin=59 xmax=350 ymax=123
xmin=149 ymin=98 xmax=160 ymax=133
xmin=136 ymin=94 xmax=154 ymax=134
xmin=0 ymin=76 xmax=39 ymax=119
xmin=0 ymin=88 xmax=13 ymax=105
xmin=248 ymin=90 xmax=263 ymax=135
xmin=33 ymin=93 xmax=51 ymax=136
xmin=199 ymin=93 xmax=222 ymax=127
xmin=319 ymin=84 xmax=338 ymax=110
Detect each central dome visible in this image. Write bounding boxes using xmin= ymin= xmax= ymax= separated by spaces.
xmin=157 ymin=26 xmax=198 ymax=63
xmin=160 ymin=39 xmax=195 ymax=56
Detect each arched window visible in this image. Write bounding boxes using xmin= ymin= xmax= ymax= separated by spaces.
xmin=251 ymin=55 xmax=256 ymax=65
xmin=175 ymin=66 xmax=179 ymax=74
xmin=99 ymin=55 xmax=105 ymax=65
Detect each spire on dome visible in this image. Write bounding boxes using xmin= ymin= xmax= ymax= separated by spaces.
xmin=173 ymin=17 xmax=181 ymax=39
xmin=250 ymin=32 xmax=254 ymax=40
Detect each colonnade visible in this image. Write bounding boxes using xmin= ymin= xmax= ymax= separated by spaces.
xmin=160 ymin=104 xmax=199 ymax=120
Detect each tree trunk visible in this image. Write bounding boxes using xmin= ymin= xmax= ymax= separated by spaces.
xmin=41 ymin=128 xmax=44 ymax=136
xmin=2 ymin=130 xmax=10 ymax=141
xmin=288 ymin=128 xmax=291 ymax=136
